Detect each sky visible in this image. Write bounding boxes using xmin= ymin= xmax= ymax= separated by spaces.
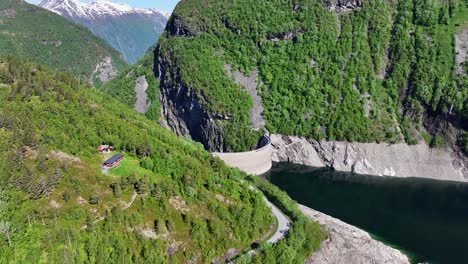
xmin=26 ymin=0 xmax=180 ymax=12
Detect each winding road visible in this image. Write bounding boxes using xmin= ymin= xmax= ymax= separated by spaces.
xmin=264 ymin=197 xmax=291 ymax=243
xmin=229 ymin=189 xmax=291 ymax=262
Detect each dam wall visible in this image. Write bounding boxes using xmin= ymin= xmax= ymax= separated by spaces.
xmin=213 ymin=136 xmax=272 ymax=175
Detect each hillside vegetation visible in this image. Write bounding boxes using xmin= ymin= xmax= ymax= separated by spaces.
xmin=0 ymin=57 xmax=326 ymax=263
xmin=101 ymin=52 xmax=161 ymax=120
xmin=0 ymin=0 xmax=127 ymax=85
xmin=156 ymin=0 xmax=468 ymax=151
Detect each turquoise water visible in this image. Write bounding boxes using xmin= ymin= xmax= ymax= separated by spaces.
xmin=266 ymin=163 xmax=468 ymax=264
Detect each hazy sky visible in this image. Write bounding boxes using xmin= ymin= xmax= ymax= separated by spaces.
xmin=26 ymin=0 xmax=180 ymax=12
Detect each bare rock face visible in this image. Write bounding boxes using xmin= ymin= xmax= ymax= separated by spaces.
xmin=93 ymin=56 xmax=118 ymax=83
xmin=327 ymin=0 xmax=363 ymax=13
xmin=300 ymin=205 xmax=410 ymax=264
xmin=0 ymin=9 xmax=16 ymax=18
xmin=167 ymin=13 xmax=204 ymax=37
xmin=455 ymin=27 xmax=468 ymax=75
xmin=271 ymin=134 xmax=468 ymax=181
xmin=224 ymin=64 xmax=265 ymax=130
xmin=156 ymin=47 xmax=225 ymax=152
xmin=134 ymin=75 xmax=150 ymax=114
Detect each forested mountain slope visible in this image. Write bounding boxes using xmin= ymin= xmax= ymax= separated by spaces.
xmin=0 ymin=0 xmax=127 ymax=85
xmin=0 ymin=57 xmax=326 ymax=263
xmin=101 ymin=52 xmax=161 ymax=121
xmin=155 ymin=0 xmax=468 ymax=153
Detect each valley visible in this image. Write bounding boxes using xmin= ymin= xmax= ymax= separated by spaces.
xmin=0 ymin=0 xmax=127 ymax=85
xmin=39 ymin=0 xmax=169 ymax=64
xmin=1 ymin=0 xmax=467 ymax=263
xmin=0 ymin=57 xmax=327 ymax=263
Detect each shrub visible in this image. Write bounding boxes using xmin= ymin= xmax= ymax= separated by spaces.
xmin=89 ymin=195 xmax=100 ymax=205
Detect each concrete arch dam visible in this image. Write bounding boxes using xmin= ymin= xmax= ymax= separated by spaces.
xmin=213 ymin=136 xmax=272 ymax=175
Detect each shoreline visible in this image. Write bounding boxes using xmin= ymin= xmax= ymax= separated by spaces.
xmin=299 ymin=204 xmax=410 ymax=264
xmin=271 ymin=134 xmax=468 ymax=182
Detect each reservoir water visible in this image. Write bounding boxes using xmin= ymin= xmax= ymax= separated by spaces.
xmin=266 ymin=163 xmax=468 ymax=264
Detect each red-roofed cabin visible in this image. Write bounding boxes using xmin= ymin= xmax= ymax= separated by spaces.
xmin=98 ymin=145 xmax=114 ymax=153
xmin=103 ymin=154 xmax=123 ymax=168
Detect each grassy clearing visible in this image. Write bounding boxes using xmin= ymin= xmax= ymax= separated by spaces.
xmin=104 ymin=152 xmax=155 ymax=178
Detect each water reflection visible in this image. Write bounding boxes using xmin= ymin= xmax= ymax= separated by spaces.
xmin=266 ymin=163 xmax=468 ymax=264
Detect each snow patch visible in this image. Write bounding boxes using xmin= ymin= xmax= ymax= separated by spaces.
xmin=39 ymin=0 xmax=171 ymax=19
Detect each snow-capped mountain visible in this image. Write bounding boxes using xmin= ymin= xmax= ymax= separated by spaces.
xmin=39 ymin=0 xmax=170 ymax=19
xmin=39 ymin=0 xmax=170 ymax=64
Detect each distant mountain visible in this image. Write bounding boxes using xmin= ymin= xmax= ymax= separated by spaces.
xmin=39 ymin=0 xmax=169 ymax=64
xmin=0 ymin=0 xmax=127 ymax=85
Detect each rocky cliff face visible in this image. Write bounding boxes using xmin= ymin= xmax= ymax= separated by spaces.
xmin=156 ymin=46 xmax=225 ymax=152
xmin=299 ymin=205 xmax=410 ymax=264
xmin=93 ymin=56 xmax=118 ymax=83
xmin=271 ymin=134 xmax=468 ymax=181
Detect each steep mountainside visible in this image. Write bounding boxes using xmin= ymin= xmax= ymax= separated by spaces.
xmin=155 ymin=0 xmax=468 ymax=153
xmin=0 ymin=0 xmax=127 ymax=85
xmin=101 ymin=52 xmax=161 ymax=121
xmin=0 ymin=57 xmax=326 ymax=263
xmin=39 ymin=0 xmax=169 ymax=64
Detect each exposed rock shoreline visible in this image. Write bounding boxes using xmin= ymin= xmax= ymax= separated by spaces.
xmin=271 ymin=134 xmax=468 ymax=182
xmin=299 ymin=205 xmax=410 ymax=264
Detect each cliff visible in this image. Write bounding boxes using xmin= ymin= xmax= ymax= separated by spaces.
xmin=156 ymin=43 xmax=226 ymax=151
xmin=271 ymin=134 xmax=468 ymax=181
xmin=151 ymin=0 xmax=468 ymax=183
xmin=154 ymin=0 xmax=467 ymax=155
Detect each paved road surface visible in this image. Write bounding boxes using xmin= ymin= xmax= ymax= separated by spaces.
xmin=230 ymin=192 xmax=291 ymax=262
xmin=264 ymin=197 xmax=291 ymax=243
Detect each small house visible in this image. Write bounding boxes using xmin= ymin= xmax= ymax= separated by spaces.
xmin=103 ymin=154 xmax=124 ymax=168
xmin=98 ymin=145 xmax=114 ymax=153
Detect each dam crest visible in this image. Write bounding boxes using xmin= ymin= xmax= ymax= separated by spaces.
xmin=213 ymin=135 xmax=272 ymax=175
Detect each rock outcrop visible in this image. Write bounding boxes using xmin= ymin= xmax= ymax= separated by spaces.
xmin=166 ymin=13 xmax=204 ymax=37
xmin=224 ymin=64 xmax=265 ymax=130
xmin=156 ymin=47 xmax=225 ymax=152
xmin=0 ymin=9 xmax=16 ymax=18
xmin=93 ymin=56 xmax=118 ymax=83
xmin=299 ymin=205 xmax=410 ymax=264
xmin=327 ymin=0 xmax=363 ymax=13
xmin=455 ymin=27 xmax=468 ymax=75
xmin=271 ymin=134 xmax=468 ymax=181
xmin=134 ymin=75 xmax=150 ymax=114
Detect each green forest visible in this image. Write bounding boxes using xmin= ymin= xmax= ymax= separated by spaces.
xmin=157 ymin=0 xmax=468 ymax=151
xmin=101 ymin=52 xmax=161 ymax=121
xmin=0 ymin=57 xmax=326 ymax=263
xmin=0 ymin=0 xmax=127 ymax=85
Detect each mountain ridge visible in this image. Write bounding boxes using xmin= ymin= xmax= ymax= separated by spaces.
xmin=39 ymin=0 xmax=170 ymax=19
xmin=39 ymin=0 xmax=169 ymax=64
xmin=0 ymin=0 xmax=127 ymax=85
